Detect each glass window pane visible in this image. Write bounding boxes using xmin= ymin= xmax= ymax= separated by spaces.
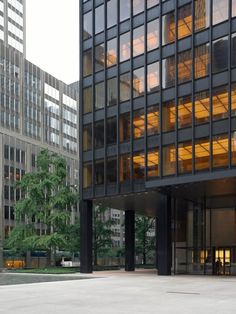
xmin=107 ymin=38 xmax=117 ymax=67
xmin=133 ymin=152 xmax=145 ymax=180
xmin=213 ymin=0 xmax=228 ymax=25
xmin=133 ymin=25 xmax=144 ymax=57
xmin=178 ymin=50 xmax=192 ymax=84
xmin=162 ymin=100 xmax=176 ymax=132
xmin=178 ymin=96 xmax=192 ymax=129
xmin=163 ymin=144 xmax=176 ymax=176
xmin=162 ymin=55 xmax=175 ymax=88
xmin=231 ymin=83 xmax=236 ymax=116
xmin=120 ymin=0 xmax=130 ymax=22
xmin=95 ymin=160 xmax=104 ymax=185
xmin=107 ymin=117 xmax=117 ymax=145
xmin=83 ymin=86 xmax=92 ymax=114
xmin=195 ymin=90 xmax=210 ymax=125
xmin=133 ymin=0 xmax=144 ymax=16
xmin=120 ymin=32 xmax=130 ymax=62
xmin=148 ymin=149 xmax=159 ymax=178
xmin=147 ymin=62 xmax=160 ymax=93
xmin=212 ymin=86 xmax=228 ymax=121
xmin=95 ymin=82 xmax=105 ymax=110
xmin=195 ymin=43 xmax=209 ymax=79
xmin=147 ymin=105 xmax=159 ymax=135
xmin=231 ymin=132 xmax=236 ymax=165
xmin=178 ymin=4 xmax=192 ymax=39
xmin=212 ymin=135 xmax=228 ymax=168
xmin=195 ymin=138 xmax=210 ymax=171
xmin=178 ymin=141 xmax=192 ymax=174
xmin=107 ymin=0 xmax=117 ymax=28
xmin=147 ymin=19 xmax=159 ymax=51
xmin=133 ymin=109 xmax=145 ymax=139
xmin=147 ymin=0 xmax=159 ymax=9
xmin=94 ymin=120 xmax=104 ymax=148
xmin=107 ymin=158 xmax=117 ymax=183
xmin=195 ymin=0 xmax=210 ymax=32
xmin=120 ymin=72 xmax=131 ymax=102
xmin=83 ymin=49 xmax=92 ymax=77
xmin=120 ymin=154 xmax=131 ymax=182
xmin=162 ymin=12 xmax=175 ymax=45
xmin=120 ymin=112 xmax=131 ymax=142
xmin=231 ymin=34 xmax=236 ymax=67
xmin=83 ymin=163 xmax=92 ymax=188
xmin=133 ymin=67 xmax=145 ymax=98
xmin=107 ymin=77 xmax=117 ymax=107
xmin=95 ymin=43 xmax=105 ymax=72
xmin=83 ymin=11 xmax=92 ymax=40
xmin=83 ymin=124 xmax=92 ymax=151
xmin=233 ymin=0 xmax=236 ymax=17
xmin=95 ymin=5 xmax=104 ymax=34
xmin=212 ymin=36 xmax=228 ymax=73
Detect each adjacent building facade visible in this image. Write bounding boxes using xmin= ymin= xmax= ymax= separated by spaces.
xmin=80 ymin=0 xmax=236 ymax=275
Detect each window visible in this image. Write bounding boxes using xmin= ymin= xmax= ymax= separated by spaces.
xmin=212 ymin=86 xmax=228 ymax=121
xmin=162 ymin=55 xmax=175 ymax=88
xmin=83 ymin=86 xmax=92 ymax=114
xmin=195 ymin=90 xmax=210 ymax=124
xmin=95 ymin=5 xmax=104 ymax=34
xmin=95 ymin=160 xmax=104 ymax=185
xmin=231 ymin=83 xmax=236 ymax=116
xmin=231 ymin=132 xmax=236 ymax=165
xmin=120 ymin=0 xmax=130 ymax=22
xmin=120 ymin=154 xmax=131 ymax=182
xmin=95 ymin=43 xmax=105 ymax=72
xmin=107 ymin=77 xmax=117 ymax=107
xmin=133 ymin=152 xmax=145 ymax=180
xmin=120 ymin=112 xmax=131 ymax=142
xmin=147 ymin=19 xmax=159 ymax=51
xmin=195 ymin=0 xmax=210 ymax=32
xmin=107 ymin=38 xmax=117 ymax=67
xmin=178 ymin=141 xmax=192 ymax=174
xmin=178 ymin=50 xmax=192 ymax=84
xmin=83 ymin=163 xmax=92 ymax=188
xmin=83 ymin=11 xmax=92 ymax=40
xmin=162 ymin=100 xmax=176 ymax=132
xmin=10 ymin=147 xmax=14 ymax=161
xmin=148 ymin=149 xmax=159 ymax=178
xmin=232 ymin=34 xmax=236 ymax=67
xmin=83 ymin=124 xmax=92 ymax=151
xmin=212 ymin=135 xmax=228 ymax=168
xmin=147 ymin=0 xmax=159 ymax=9
xmin=133 ymin=25 xmax=144 ymax=57
xmin=213 ymin=0 xmax=228 ymax=25
xmin=120 ymin=72 xmax=131 ymax=102
xmin=4 ymin=145 xmax=9 ymax=159
xmin=107 ymin=117 xmax=117 ymax=145
xmin=107 ymin=0 xmax=117 ymax=28
xmin=95 ymin=82 xmax=105 ymax=110
xmin=195 ymin=138 xmax=210 ymax=171
xmin=163 ymin=145 xmax=176 ymax=176
xmin=107 ymin=158 xmax=117 ymax=183
xmin=162 ymin=12 xmax=175 ymax=45
xmin=133 ymin=67 xmax=145 ymax=98
xmin=178 ymin=4 xmax=192 ymax=39
xmin=83 ymin=50 xmax=92 ymax=77
xmin=212 ymin=36 xmax=228 ymax=73
xmin=147 ymin=62 xmax=160 ymax=92
xmin=133 ymin=0 xmax=144 ymax=16
xmin=195 ymin=43 xmax=209 ymax=79
xmin=133 ymin=109 xmax=145 ymax=139
xmin=178 ymin=96 xmax=192 ymax=129
xmin=120 ymin=32 xmax=130 ymax=62
xmin=147 ymin=105 xmax=159 ymax=135
xmin=94 ymin=120 xmax=104 ymax=148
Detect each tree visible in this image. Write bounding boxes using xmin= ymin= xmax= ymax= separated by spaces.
xmin=135 ymin=216 xmax=155 ymax=265
xmin=93 ymin=205 xmax=114 ymax=266
xmin=6 ymin=149 xmax=79 ymax=266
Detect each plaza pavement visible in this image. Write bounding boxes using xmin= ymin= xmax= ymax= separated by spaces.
xmin=0 ymin=269 xmax=236 ymax=314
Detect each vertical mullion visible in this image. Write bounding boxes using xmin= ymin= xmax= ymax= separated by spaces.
xmin=175 ymin=1 xmax=178 ymax=177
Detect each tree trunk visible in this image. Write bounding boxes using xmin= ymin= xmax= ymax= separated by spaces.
xmin=143 ymin=251 xmax=146 ymax=265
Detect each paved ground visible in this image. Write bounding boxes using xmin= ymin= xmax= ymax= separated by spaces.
xmin=0 ymin=269 xmax=236 ymax=314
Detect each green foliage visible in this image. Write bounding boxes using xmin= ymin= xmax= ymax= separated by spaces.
xmin=6 ymin=149 xmax=79 ymax=263
xmin=135 ymin=216 xmax=155 ymax=265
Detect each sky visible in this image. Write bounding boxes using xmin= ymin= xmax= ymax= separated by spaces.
xmin=26 ymin=0 xmax=79 ymax=85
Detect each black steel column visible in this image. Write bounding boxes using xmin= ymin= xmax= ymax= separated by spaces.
xmin=80 ymin=200 xmax=93 ymax=273
xmin=125 ymin=210 xmax=135 ymax=271
xmin=157 ymin=195 xmax=172 ymax=276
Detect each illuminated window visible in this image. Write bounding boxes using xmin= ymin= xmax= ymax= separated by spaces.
xmin=133 ymin=109 xmax=145 ymax=139
xmin=83 ymin=124 xmax=92 ymax=151
xmin=195 ymin=43 xmax=209 ymax=79
xmin=120 ymin=32 xmax=130 ymax=62
xmin=83 ymin=87 xmax=92 ymax=114
xmin=107 ymin=38 xmax=117 ymax=67
xmin=148 ymin=149 xmax=159 ymax=178
xmin=133 ymin=25 xmax=144 ymax=57
xmin=212 ymin=86 xmax=228 ymax=121
xmin=231 ymin=132 xmax=236 ymax=165
xmin=212 ymin=135 xmax=229 ymax=168
xmin=195 ymin=0 xmax=210 ymax=32
xmin=133 ymin=67 xmax=145 ymax=98
xmin=178 ymin=141 xmax=192 ymax=174
xmin=83 ymin=163 xmax=92 ymax=188
xmin=178 ymin=4 xmax=192 ymax=39
xmin=95 ymin=43 xmax=105 ymax=72
xmin=162 ymin=55 xmax=175 ymax=88
xmin=195 ymin=90 xmax=210 ymax=125
xmin=120 ymin=112 xmax=131 ymax=142
xmin=178 ymin=50 xmax=192 ymax=84
xmin=163 ymin=144 xmax=176 ymax=176
xmin=195 ymin=138 xmax=210 ymax=171
xmin=162 ymin=100 xmax=176 ymax=132
xmin=162 ymin=12 xmax=175 ymax=46
xmin=147 ymin=19 xmax=159 ymax=51
xmin=178 ymin=96 xmax=192 ymax=129
xmin=147 ymin=62 xmax=160 ymax=92
xmin=147 ymin=105 xmax=159 ymax=135
xmin=133 ymin=0 xmax=144 ymax=16
xmin=120 ymin=72 xmax=131 ymax=102
xmin=133 ymin=152 xmax=145 ymax=180
xmin=213 ymin=0 xmax=228 ymax=25
xmin=120 ymin=154 xmax=131 ymax=182
xmin=231 ymin=83 xmax=236 ymax=116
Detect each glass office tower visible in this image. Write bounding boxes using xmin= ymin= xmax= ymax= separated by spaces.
xmin=80 ymin=0 xmax=236 ymax=275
